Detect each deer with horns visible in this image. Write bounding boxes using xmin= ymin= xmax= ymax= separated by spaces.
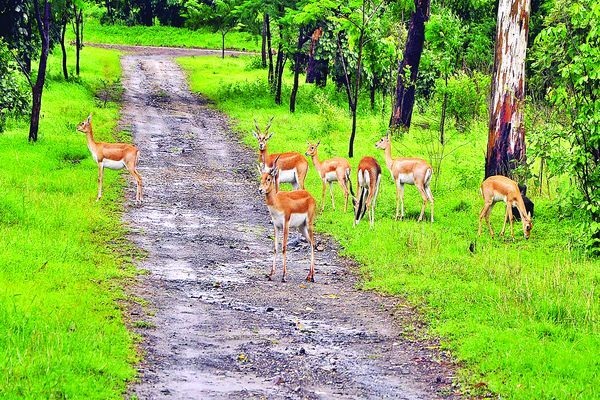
xmin=253 ymin=117 xmax=308 ymax=190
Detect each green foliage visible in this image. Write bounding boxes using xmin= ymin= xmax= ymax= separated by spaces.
xmin=436 ymin=73 xmax=485 ymax=132
xmin=0 ymin=46 xmax=137 ymax=398
xmin=0 ymin=39 xmax=29 ymax=132
xmin=178 ymin=54 xmax=600 ymax=400
xmin=532 ymin=0 xmax=600 ymax=253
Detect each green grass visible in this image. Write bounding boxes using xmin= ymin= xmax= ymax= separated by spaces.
xmin=0 ymin=46 xmax=138 ymax=398
xmin=177 ymin=55 xmax=600 ymax=399
xmin=81 ymin=18 xmax=260 ymax=51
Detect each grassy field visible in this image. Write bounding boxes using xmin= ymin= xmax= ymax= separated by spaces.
xmin=178 ymin=55 xmax=600 ymax=399
xmin=81 ymin=18 xmax=260 ymax=51
xmin=0 ymin=47 xmax=138 ymax=398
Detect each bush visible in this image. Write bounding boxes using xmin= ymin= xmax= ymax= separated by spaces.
xmin=0 ymin=40 xmax=29 ymax=132
xmin=437 ymin=73 xmax=483 ymax=132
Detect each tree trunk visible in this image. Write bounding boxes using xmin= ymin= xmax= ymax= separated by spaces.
xmin=484 ymin=0 xmax=531 ymax=178
xmin=440 ymin=75 xmax=448 ymax=145
xmin=60 ymin=19 xmax=68 ymax=80
xmin=29 ymin=0 xmax=51 ymax=142
xmin=290 ymin=32 xmax=302 ymax=113
xmin=306 ymin=27 xmax=323 ymax=84
xmin=139 ymin=0 xmax=153 ymax=26
xmin=347 ymin=30 xmax=365 ymax=159
xmin=266 ymin=14 xmax=274 ymax=86
xmin=274 ymin=40 xmax=286 ymax=105
xmin=389 ymin=0 xmax=430 ymax=130
xmin=74 ymin=6 xmax=83 ymax=76
xmin=261 ymin=14 xmax=267 ymax=68
xmin=221 ymin=31 xmax=225 ymax=59
xmin=370 ymin=81 xmax=376 ymax=111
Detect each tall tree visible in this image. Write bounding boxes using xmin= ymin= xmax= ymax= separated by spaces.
xmin=29 ymin=0 xmax=51 ymax=142
xmin=389 ymin=0 xmax=430 ymax=130
xmin=484 ymin=0 xmax=531 ymax=178
xmin=72 ymin=0 xmax=83 ymax=76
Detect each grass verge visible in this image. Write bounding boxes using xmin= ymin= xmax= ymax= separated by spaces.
xmin=81 ymin=18 xmax=260 ymax=51
xmin=177 ymin=55 xmax=600 ymax=400
xmin=0 ymin=46 xmax=138 ymax=398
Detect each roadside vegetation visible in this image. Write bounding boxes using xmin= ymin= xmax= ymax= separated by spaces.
xmin=178 ymin=55 xmax=599 ymax=399
xmin=0 ymin=46 xmax=137 ymax=398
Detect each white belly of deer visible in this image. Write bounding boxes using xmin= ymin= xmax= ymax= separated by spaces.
xmin=324 ymin=171 xmax=337 ymax=182
xmin=278 ymin=169 xmax=297 ymax=183
xmin=493 ymin=193 xmax=507 ymax=204
xmin=268 ymin=207 xmax=307 ymax=229
xmin=102 ymin=159 xmax=126 ymax=170
xmin=397 ymin=173 xmax=415 ymax=185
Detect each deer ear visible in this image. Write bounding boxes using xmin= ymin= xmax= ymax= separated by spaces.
xmin=265 ymin=132 xmax=273 ymax=141
xmin=527 ymin=211 xmax=531 ymax=219
xmin=257 ymin=164 xmax=263 ymax=175
xmin=87 ymin=114 xmax=92 ymax=122
xmin=316 ymin=140 xmax=320 ymax=147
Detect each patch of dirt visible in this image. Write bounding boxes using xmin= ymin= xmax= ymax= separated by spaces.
xmin=114 ymin=45 xmax=460 ymax=399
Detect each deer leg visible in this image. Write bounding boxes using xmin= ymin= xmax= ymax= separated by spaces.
xmin=336 ymin=170 xmax=349 ymax=213
xmin=395 ymin=182 xmax=405 ymax=220
xmin=507 ymin=203 xmax=515 ymax=238
xmin=417 ymin=185 xmax=428 ymax=222
xmin=269 ymin=226 xmax=279 ymax=280
xmin=500 ymin=204 xmax=509 ymax=236
xmin=300 ymin=223 xmax=315 ymax=282
xmin=486 ymin=203 xmax=495 ymax=237
xmin=321 ymin=181 xmax=327 ymax=212
xmin=329 ymin=181 xmax=335 ymax=210
xmin=96 ymin=163 xmax=104 ymax=201
xmin=281 ymin=221 xmax=289 ymax=283
xmin=425 ymin=185 xmax=434 ymax=222
xmin=479 ymin=202 xmax=493 ymax=236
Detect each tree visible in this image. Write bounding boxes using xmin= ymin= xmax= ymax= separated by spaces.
xmin=28 ymin=0 xmax=52 ymax=142
xmin=484 ymin=0 xmax=531 ymax=178
xmin=532 ymin=0 xmax=600 ymax=251
xmin=183 ymin=0 xmax=241 ymax=59
xmin=389 ymin=0 xmax=430 ymax=130
xmin=72 ymin=0 xmax=84 ymax=76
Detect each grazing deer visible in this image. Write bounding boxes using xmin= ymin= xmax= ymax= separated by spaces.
xmin=478 ymin=175 xmax=533 ymax=239
xmin=375 ymin=135 xmax=434 ymax=222
xmin=253 ymin=118 xmax=308 ymax=190
xmin=77 ymin=114 xmax=143 ymax=203
xmin=259 ymin=157 xmax=316 ymax=282
xmin=353 ymin=156 xmax=382 ymax=228
xmin=305 ymin=141 xmax=353 ymax=212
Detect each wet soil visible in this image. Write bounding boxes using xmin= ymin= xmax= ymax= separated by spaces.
xmin=115 ymin=45 xmax=459 ymax=399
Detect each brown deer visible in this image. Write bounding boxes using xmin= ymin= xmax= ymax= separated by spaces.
xmin=478 ymin=175 xmax=533 ymax=239
xmin=305 ymin=141 xmax=352 ymax=212
xmin=253 ymin=118 xmax=308 ymax=190
xmin=375 ymin=135 xmax=434 ymax=222
xmin=353 ymin=156 xmax=382 ymax=228
xmin=76 ymin=114 xmax=142 ymax=203
xmin=259 ymin=157 xmax=317 ymax=282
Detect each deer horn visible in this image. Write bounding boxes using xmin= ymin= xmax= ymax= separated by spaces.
xmin=265 ymin=116 xmax=274 ymax=132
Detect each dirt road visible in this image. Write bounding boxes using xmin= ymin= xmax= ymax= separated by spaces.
xmin=117 ymin=46 xmax=457 ymax=399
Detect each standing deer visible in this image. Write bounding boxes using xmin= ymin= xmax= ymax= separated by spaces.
xmin=353 ymin=156 xmax=382 ymax=228
xmin=305 ymin=141 xmax=353 ymax=212
xmin=259 ymin=157 xmax=317 ymax=282
xmin=77 ymin=114 xmax=142 ymax=203
xmin=253 ymin=118 xmax=308 ymax=190
xmin=478 ymin=175 xmax=533 ymax=239
xmin=375 ymin=135 xmax=434 ymax=222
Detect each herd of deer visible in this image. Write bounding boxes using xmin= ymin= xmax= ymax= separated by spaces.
xmin=76 ymin=115 xmax=533 ymax=283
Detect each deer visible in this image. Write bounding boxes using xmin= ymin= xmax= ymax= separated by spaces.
xmin=76 ymin=114 xmax=143 ymax=203
xmin=305 ymin=141 xmax=353 ymax=212
xmin=353 ymin=156 xmax=382 ymax=228
xmin=259 ymin=156 xmax=316 ymax=282
xmin=253 ymin=118 xmax=309 ymax=190
xmin=375 ymin=135 xmax=434 ymax=222
xmin=478 ymin=175 xmax=533 ymax=239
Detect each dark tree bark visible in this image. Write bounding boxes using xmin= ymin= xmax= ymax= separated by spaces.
xmin=139 ymin=0 xmax=153 ymax=26
xmin=73 ymin=5 xmax=83 ymax=76
xmin=266 ymin=14 xmax=274 ymax=86
xmin=290 ymin=28 xmax=310 ymax=113
xmin=221 ymin=31 xmax=225 ymax=59
xmin=314 ymin=60 xmax=328 ymax=87
xmin=389 ymin=0 xmax=430 ymax=130
xmin=261 ymin=14 xmax=267 ymax=68
xmin=370 ymin=81 xmax=376 ymax=111
xmin=274 ymin=39 xmax=286 ymax=105
xmin=306 ymin=27 xmax=322 ymax=83
xmin=485 ymin=0 xmax=531 ymax=178
xmin=29 ymin=0 xmax=51 ymax=142
xmin=60 ymin=18 xmax=68 ymax=80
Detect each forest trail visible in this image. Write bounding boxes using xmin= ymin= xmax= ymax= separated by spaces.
xmin=115 ymin=45 xmax=457 ymax=399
